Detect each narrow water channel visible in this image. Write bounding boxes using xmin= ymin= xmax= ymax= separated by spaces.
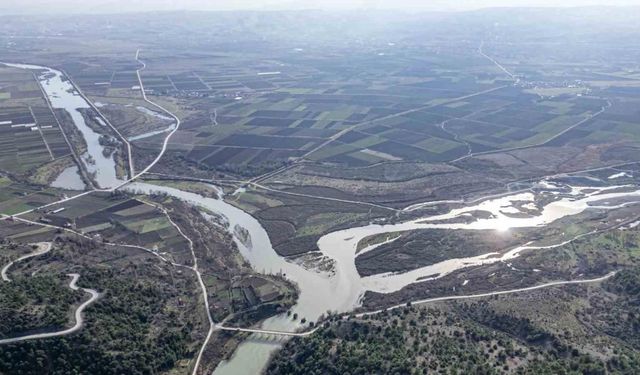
xmin=3 ymin=63 xmax=122 ymax=189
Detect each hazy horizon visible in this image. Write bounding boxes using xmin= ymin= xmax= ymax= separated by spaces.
xmin=3 ymin=0 xmax=640 ymax=15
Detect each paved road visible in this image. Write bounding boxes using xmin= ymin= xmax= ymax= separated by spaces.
xmin=0 ymin=273 xmax=100 ymax=345
xmin=215 ymin=272 xmax=615 ymax=337
xmin=479 ymin=41 xmax=517 ymax=81
xmin=143 ymin=172 xmax=400 ymax=212
xmin=1 ymin=242 xmax=52 ymax=282
xmin=215 ymin=324 xmax=320 ymax=338
xmin=0 ymin=50 xmax=628 ymax=370
xmin=131 ymin=49 xmax=181 ymax=182
xmin=357 ymin=271 xmax=616 ymax=317
xmin=249 ymin=182 xmax=398 ymax=212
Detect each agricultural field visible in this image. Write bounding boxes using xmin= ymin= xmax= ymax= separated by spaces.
xmin=53 ymin=60 xmax=185 ymax=143
xmin=0 ymin=176 xmax=66 ymax=217
xmin=61 ymin=60 xmax=141 ymax=97
xmin=28 ymin=194 xmax=194 ymax=262
xmin=5 ymin=12 xmax=638 ymax=182
xmin=0 ymin=180 xmax=297 ymax=374
xmin=0 ymin=66 xmax=72 ymax=177
xmin=98 ymin=44 xmax=509 ymax=172
xmin=81 ymin=37 xmax=639 ymax=175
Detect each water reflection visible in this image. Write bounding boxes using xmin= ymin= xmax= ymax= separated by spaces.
xmin=127 ymin=179 xmax=640 ymax=374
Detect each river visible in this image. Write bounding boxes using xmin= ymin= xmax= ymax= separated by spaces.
xmin=127 ymin=179 xmax=640 ymax=374
xmin=126 ymin=181 xmax=360 ymax=375
xmin=17 ymin=62 xmax=640 ymax=375
xmin=3 ymin=63 xmax=123 ymax=189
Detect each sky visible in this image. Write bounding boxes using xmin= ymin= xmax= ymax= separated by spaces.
xmin=3 ymin=0 xmax=640 ymax=14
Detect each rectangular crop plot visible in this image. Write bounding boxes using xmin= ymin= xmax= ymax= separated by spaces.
xmin=201 ymin=147 xmax=244 ymax=165
xmin=0 ymin=105 xmax=59 ymax=173
xmin=173 ymin=81 xmax=209 ymax=91
xmin=245 ymin=117 xmax=297 ymax=127
xmin=369 ymin=141 xmax=439 ymax=162
xmin=215 ymin=134 xmax=316 ymax=150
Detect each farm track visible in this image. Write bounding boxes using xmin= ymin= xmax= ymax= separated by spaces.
xmin=356 ymin=271 xmax=616 ymax=317
xmin=248 ymin=84 xmax=508 ymax=185
xmin=449 ymin=99 xmax=611 ymax=164
xmin=28 ymin=106 xmax=55 ymax=161
xmin=4 ymin=207 xmax=631 ymax=341
xmin=297 ymin=84 xmax=510 ymax=162
xmin=6 ymin=50 xmax=182 ymax=216
xmin=255 ymin=41 xmax=612 ymax=185
xmin=139 ymin=200 xmax=216 ymax=375
xmin=446 ymin=41 xmax=612 ymax=163
xmin=217 ymin=213 xmax=637 ymax=336
xmin=145 ymin=157 xmax=640 ymax=216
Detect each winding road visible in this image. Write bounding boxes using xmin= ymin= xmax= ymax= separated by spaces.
xmin=0 ymin=53 xmax=212 ymax=373
xmin=0 ymin=273 xmax=100 ymax=345
xmin=1 ymin=242 xmax=52 ymax=282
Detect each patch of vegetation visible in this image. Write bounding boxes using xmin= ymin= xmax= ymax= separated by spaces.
xmin=0 ymin=275 xmax=82 ymax=338
xmin=355 ymin=228 xmax=524 ymax=276
xmin=0 ymin=267 xmax=197 ymax=375
xmin=268 ymin=300 xmax=640 ymax=375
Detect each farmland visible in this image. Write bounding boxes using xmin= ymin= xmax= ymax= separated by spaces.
xmin=0 ymin=7 xmax=639 ymax=375
xmin=3 ymin=12 xmax=637 ymax=184
xmin=86 ymin=33 xmax=639 ymax=175
xmin=0 ymin=180 xmax=297 ymax=374
xmin=0 ymin=66 xmax=73 ymax=180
